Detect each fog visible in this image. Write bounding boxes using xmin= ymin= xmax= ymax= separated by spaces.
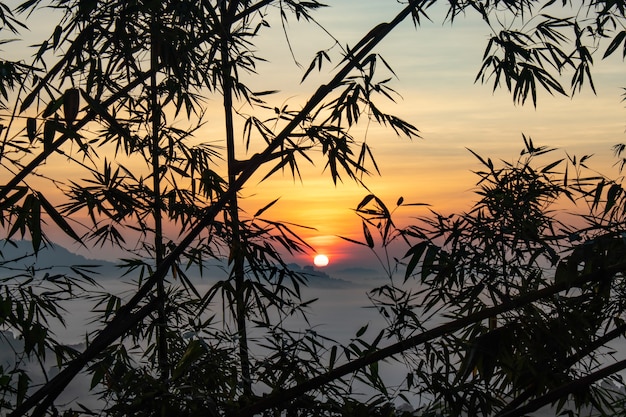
xmin=2 ymin=241 xmax=624 ymax=415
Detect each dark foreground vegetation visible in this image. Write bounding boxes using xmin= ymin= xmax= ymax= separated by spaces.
xmin=2 ymin=0 xmax=626 ymax=416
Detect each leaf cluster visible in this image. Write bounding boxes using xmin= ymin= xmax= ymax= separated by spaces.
xmin=352 ymin=141 xmax=626 ymax=417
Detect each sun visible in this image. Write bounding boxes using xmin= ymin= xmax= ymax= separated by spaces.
xmin=313 ymin=254 xmax=329 ymax=267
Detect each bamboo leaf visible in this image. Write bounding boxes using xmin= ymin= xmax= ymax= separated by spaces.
xmin=422 ymin=245 xmax=439 ymax=280
xmin=254 ymin=197 xmax=280 ymax=217
xmin=356 ymin=324 xmax=368 ymax=338
xmin=329 ymin=346 xmax=337 ymax=369
xmin=26 ymin=117 xmax=36 ymax=143
xmin=43 ymin=120 xmax=56 ymax=152
xmin=338 ymin=235 xmax=368 ymax=246
xmin=37 ymin=191 xmax=82 ymax=243
xmin=27 ymin=194 xmax=42 ymax=251
xmin=541 ymin=158 xmax=564 ymax=173
xmin=63 ymin=88 xmax=80 ymax=127
xmin=42 ymin=96 xmax=64 ymax=118
xmin=362 ymin=221 xmax=374 ymax=248
xmin=603 ymin=30 xmax=626 ymax=58
xmin=467 ymin=147 xmax=493 ymax=170
xmin=356 ymin=194 xmax=375 ymax=211
xmin=592 ymin=180 xmax=605 ymax=211
xmin=52 ymin=25 xmax=62 ymax=48
xmin=404 ymin=241 xmax=429 ymax=280
xmin=605 ymin=183 xmax=622 ymax=214
xmin=16 ymin=371 xmax=29 ymax=406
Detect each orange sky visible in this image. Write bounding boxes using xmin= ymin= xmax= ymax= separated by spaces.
xmin=2 ymin=1 xmax=625 ymax=270
xmin=231 ymin=1 xmax=626 ymax=268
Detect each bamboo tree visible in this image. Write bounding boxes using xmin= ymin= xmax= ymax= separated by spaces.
xmin=219 ymin=0 xmax=252 ymax=395
xmin=149 ymin=3 xmax=168 ymax=380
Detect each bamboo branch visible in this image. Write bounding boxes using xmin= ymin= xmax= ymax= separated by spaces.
xmin=497 ymin=359 xmax=626 ymax=417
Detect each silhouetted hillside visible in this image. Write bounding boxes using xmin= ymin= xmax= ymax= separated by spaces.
xmin=0 ymin=241 xmax=356 ymax=289
xmin=287 ymin=264 xmax=354 ymax=288
xmin=0 ymin=240 xmax=119 ymax=279
xmin=331 ymin=266 xmax=384 ymax=282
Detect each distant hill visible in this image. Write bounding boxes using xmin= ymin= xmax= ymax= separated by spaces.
xmin=287 ymin=264 xmax=354 ymax=288
xmin=0 ymin=240 xmax=120 ymax=280
xmin=0 ymin=241 xmax=356 ymax=289
xmin=331 ymin=266 xmax=384 ymax=281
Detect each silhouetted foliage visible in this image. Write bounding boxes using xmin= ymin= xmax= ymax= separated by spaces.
xmin=351 ymin=139 xmax=626 ymax=417
xmin=1 ymin=1 xmax=626 ymax=416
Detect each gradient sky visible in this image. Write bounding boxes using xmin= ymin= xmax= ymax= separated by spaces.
xmin=4 ymin=0 xmax=625 ymax=270
xmin=237 ymin=0 xmax=626 ymax=268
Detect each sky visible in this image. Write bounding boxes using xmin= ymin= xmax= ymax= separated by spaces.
xmin=235 ymin=0 xmax=626 ymax=269
xmin=2 ymin=0 xmax=625 ymax=271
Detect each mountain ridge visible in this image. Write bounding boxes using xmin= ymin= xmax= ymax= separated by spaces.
xmin=0 ymin=240 xmax=356 ymax=288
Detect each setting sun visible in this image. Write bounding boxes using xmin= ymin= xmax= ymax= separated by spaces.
xmin=313 ymin=254 xmax=329 ymax=267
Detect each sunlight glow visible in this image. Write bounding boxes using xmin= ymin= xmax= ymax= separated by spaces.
xmin=313 ymin=254 xmax=329 ymax=267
